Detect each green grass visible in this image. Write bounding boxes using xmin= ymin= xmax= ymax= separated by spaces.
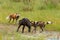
xmin=0 ymin=0 xmax=60 ymax=40
xmin=0 ymin=10 xmax=60 ymax=31
xmin=1 ymin=32 xmax=45 ymax=40
xmin=0 ymin=10 xmax=60 ymax=40
xmin=0 ymin=24 xmax=46 ymax=40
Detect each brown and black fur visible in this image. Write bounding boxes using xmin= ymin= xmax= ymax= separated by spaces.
xmin=31 ymin=21 xmax=48 ymax=32
xmin=8 ymin=13 xmax=20 ymax=22
xmin=17 ymin=18 xmax=31 ymax=33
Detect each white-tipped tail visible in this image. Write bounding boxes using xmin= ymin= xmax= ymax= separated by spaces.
xmin=47 ymin=21 xmax=52 ymax=24
xmin=6 ymin=16 xmax=9 ymax=20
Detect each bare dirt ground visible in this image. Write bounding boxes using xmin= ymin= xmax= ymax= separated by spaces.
xmin=0 ymin=24 xmax=60 ymax=40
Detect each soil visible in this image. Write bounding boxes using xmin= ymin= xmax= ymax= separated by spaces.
xmin=0 ymin=24 xmax=60 ymax=40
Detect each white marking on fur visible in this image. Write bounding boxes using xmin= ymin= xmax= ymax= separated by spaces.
xmin=35 ymin=21 xmax=37 ymax=22
xmin=47 ymin=21 xmax=52 ymax=24
xmin=35 ymin=21 xmax=37 ymax=24
xmin=6 ymin=16 xmax=9 ymax=20
xmin=45 ymin=22 xmax=47 ymax=24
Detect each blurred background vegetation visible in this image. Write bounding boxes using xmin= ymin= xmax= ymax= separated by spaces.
xmin=0 ymin=0 xmax=60 ymax=31
xmin=0 ymin=0 xmax=60 ymax=12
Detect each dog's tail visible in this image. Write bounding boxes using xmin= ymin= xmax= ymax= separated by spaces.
xmin=6 ymin=16 xmax=9 ymax=20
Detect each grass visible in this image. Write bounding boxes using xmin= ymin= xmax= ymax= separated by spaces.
xmin=1 ymin=33 xmax=45 ymax=40
xmin=0 ymin=10 xmax=60 ymax=31
xmin=0 ymin=24 xmax=46 ymax=40
xmin=0 ymin=0 xmax=60 ymax=40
